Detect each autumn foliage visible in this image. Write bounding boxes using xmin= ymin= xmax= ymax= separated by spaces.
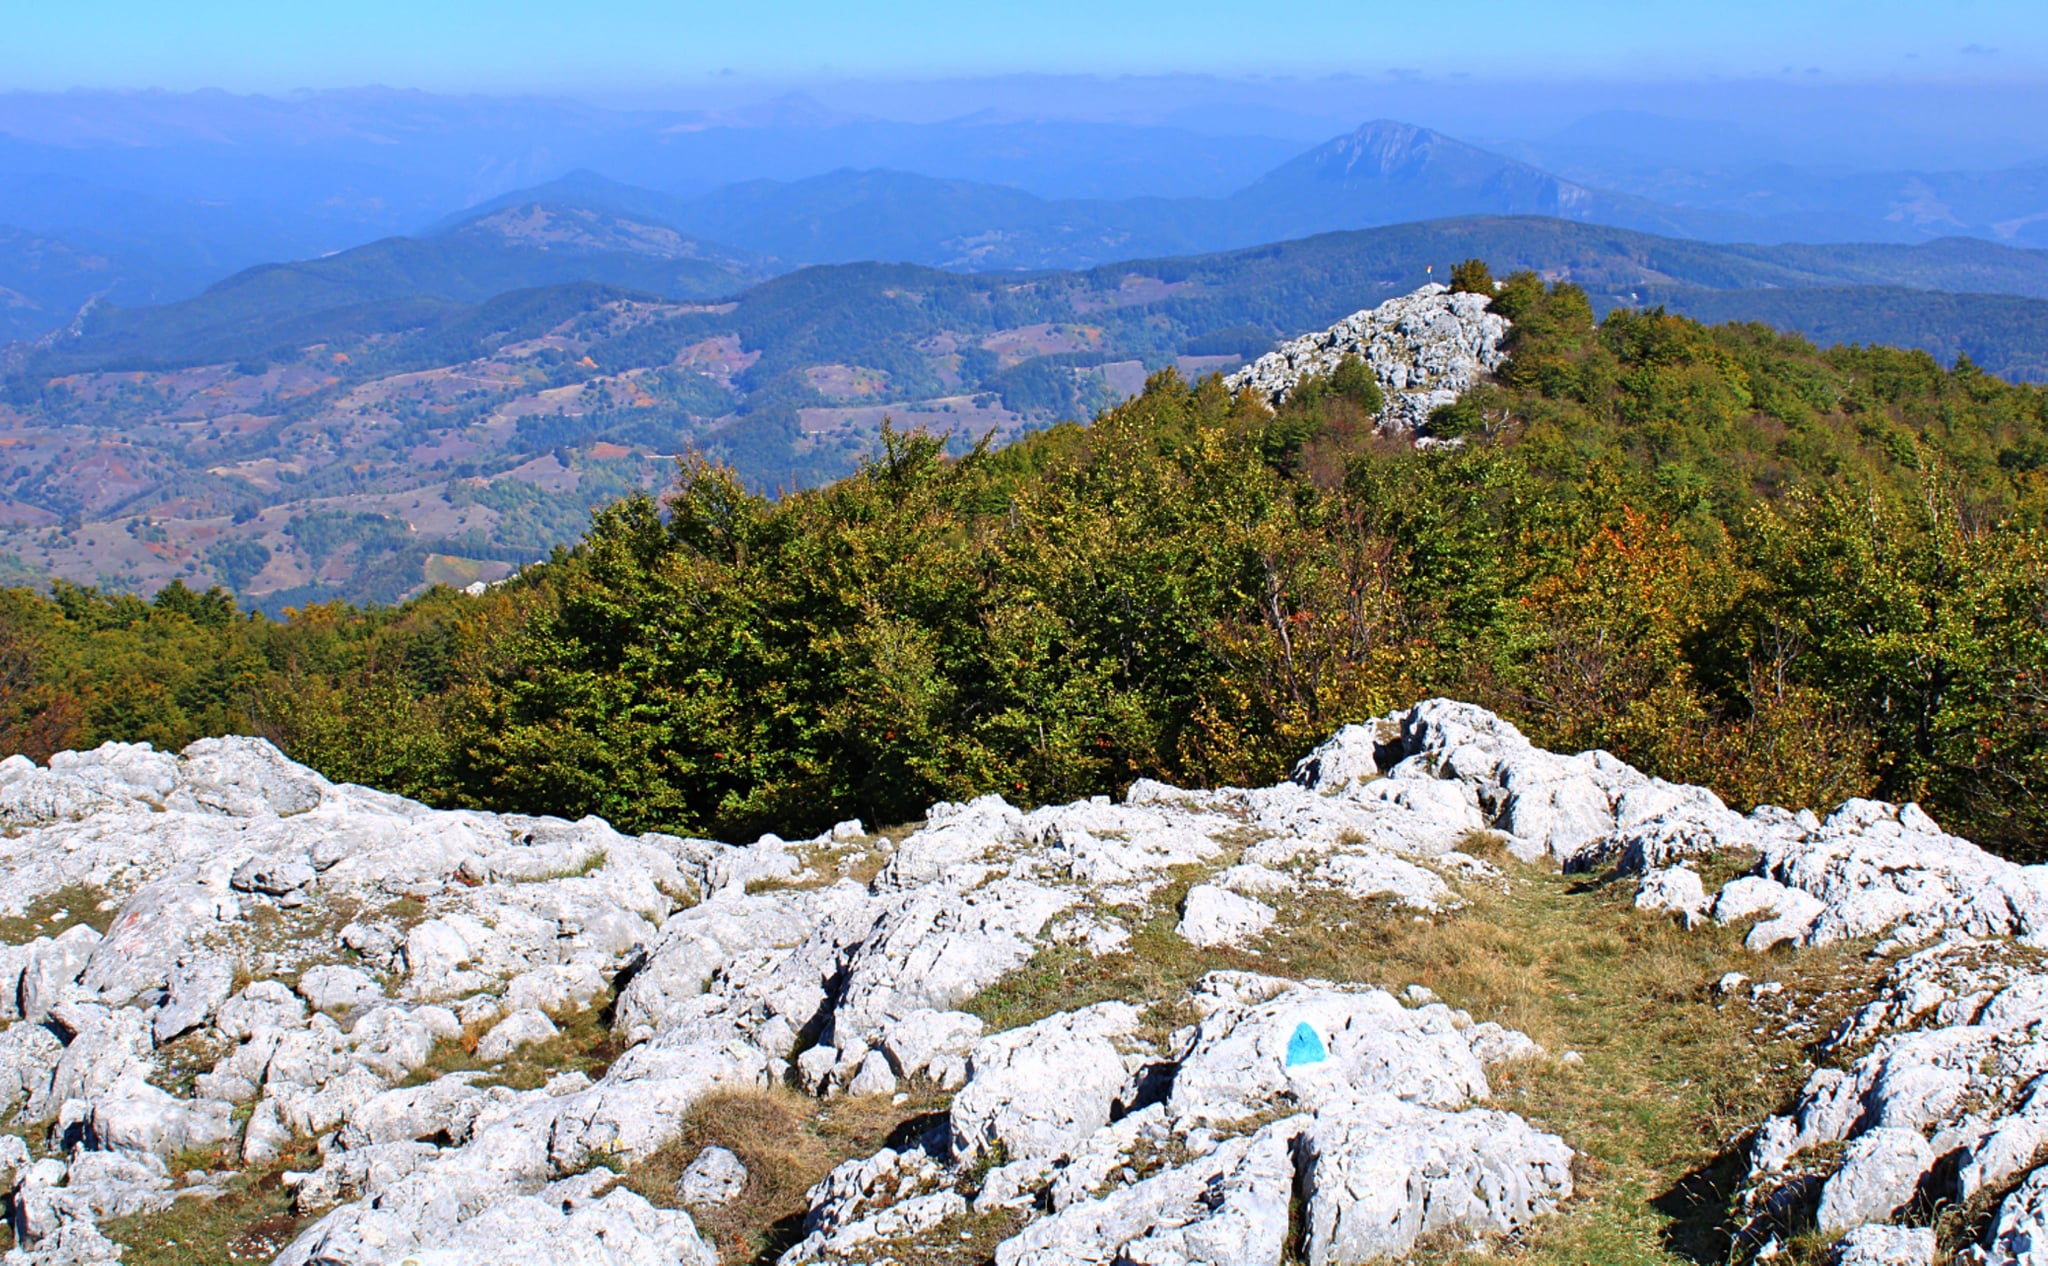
xmin=5 ymin=274 xmax=2048 ymax=857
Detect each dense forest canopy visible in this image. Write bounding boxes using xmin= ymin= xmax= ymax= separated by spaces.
xmin=3 ymin=270 xmax=2046 ymax=858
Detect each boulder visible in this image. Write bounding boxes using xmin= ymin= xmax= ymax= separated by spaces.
xmin=1816 ymin=1128 xmax=1937 ymax=1234
xmin=231 ymin=853 xmax=318 ymax=895
xmin=475 ymin=1009 xmax=559 ymax=1062
xmin=993 ymin=1118 xmax=1298 ymax=1266
xmin=778 ymin=1146 xmax=957 ymax=1264
xmin=677 ymin=1145 xmax=748 ymax=1208
xmin=876 ymin=1008 xmax=984 ymax=1084
xmin=842 ymin=1050 xmax=897 ymax=1098
xmin=385 ymin=1184 xmax=716 ymax=1266
xmin=296 ymin=964 xmax=384 ymax=1014
xmin=215 ymin=979 xmax=308 ymax=1039
xmin=950 ymin=1003 xmax=1141 ymax=1163
xmin=1977 ymin=1164 xmax=2048 ymax=1265
xmin=177 ymin=735 xmax=328 ymax=817
xmin=152 ymin=953 xmax=235 ymax=1046
xmin=19 ymin=926 xmax=102 ymax=1023
xmin=1176 ymin=884 xmax=1275 ymax=948
xmin=1168 ymin=976 xmax=1491 ymax=1126
xmin=831 ymin=879 xmax=1074 ymax=1043
xmin=1298 ymin=1094 xmax=1574 ymax=1264
xmin=82 ymin=1085 xmax=238 ymax=1159
xmin=1635 ymin=865 xmax=1710 ymax=926
xmin=335 ymin=1076 xmax=492 ymax=1150
xmin=1293 ymin=724 xmax=1382 ymax=793
xmin=1312 ymin=853 xmax=1453 ymax=910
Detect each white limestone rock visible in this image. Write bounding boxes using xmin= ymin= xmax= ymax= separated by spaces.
xmin=231 ymin=852 xmax=318 ymax=896
xmin=216 ymin=979 xmax=309 ymax=1039
xmin=1312 ymin=852 xmax=1454 ymax=911
xmin=950 ymin=1002 xmax=1142 ymax=1164
xmin=81 ymin=1085 xmax=238 ymax=1159
xmin=475 ymin=1008 xmax=559 ymax=1062
xmin=678 ymin=1145 xmax=748 ymax=1208
xmin=502 ymin=961 xmax=609 ymax=1016
xmin=404 ymin=1184 xmax=717 ymax=1266
xmin=289 ymin=1139 xmax=442 ymax=1215
xmin=994 ymin=1117 xmax=1299 ymax=1266
xmin=11 ymin=1150 xmax=173 ymax=1250
xmin=1466 ymin=1021 xmax=1546 ymax=1067
xmin=1753 ymin=798 xmax=2048 ymax=948
xmin=1298 ymin=1093 xmax=1574 ymax=1264
xmin=1045 ymin=1103 xmax=1171 ymax=1212
xmin=1048 ymin=913 xmax=1133 ymax=957
xmin=0 ymin=741 xmax=178 ymax=828
xmin=152 ymin=953 xmax=235 ymax=1046
xmin=177 ymin=735 xmax=330 ymax=817
xmin=0 ymin=1023 xmax=62 ymax=1118
xmin=1832 ymin=1223 xmax=1937 ymax=1266
xmin=4 ymin=1220 xmax=128 ymax=1265
xmin=1226 ymin=284 xmax=1511 ymax=435
xmin=779 ymin=1146 xmax=957 ymax=1264
xmin=1293 ymin=724 xmax=1383 ymax=793
xmin=843 ymin=1049 xmax=897 ymax=1097
xmin=1713 ymin=876 xmax=1827 ymax=952
xmin=1168 ymin=975 xmax=1492 ymax=1126
xmin=19 ymin=926 xmax=101 ymax=1024
xmin=1177 ymin=884 xmax=1276 ymax=948
xmin=13 ymin=699 xmax=2044 ymax=1264
xmin=1635 ymin=865 xmax=1710 ymax=926
xmin=334 ymin=1075 xmax=492 ymax=1150
xmin=1019 ymin=797 xmax=1235 ymax=893
xmin=1748 ymin=957 xmax=2048 ymax=1193
xmin=1216 ymin=863 xmax=1295 ymax=897
xmin=831 ymin=879 xmax=1074 ymax=1044
xmin=1976 ymin=1164 xmax=2048 ymax=1265
xmin=877 ymin=1008 xmax=983 ymax=1086
xmin=1816 ymin=1128 xmax=1937 ymax=1233
xmin=296 ymin=964 xmax=385 ymax=1014
xmin=30 ymin=1006 xmax=152 ymax=1123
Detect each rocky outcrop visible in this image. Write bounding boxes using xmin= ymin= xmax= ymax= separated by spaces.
xmin=0 ymin=698 xmax=2045 ymax=1261
xmin=1225 ymin=283 xmax=1510 ymax=435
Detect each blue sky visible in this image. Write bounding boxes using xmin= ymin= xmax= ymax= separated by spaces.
xmin=4 ymin=0 xmax=2043 ymax=92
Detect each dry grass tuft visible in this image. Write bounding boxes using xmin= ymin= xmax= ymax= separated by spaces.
xmin=97 ymin=1139 xmax=323 ymax=1265
xmin=0 ymin=882 xmax=117 ymax=944
xmin=746 ymin=837 xmax=894 ymax=895
xmin=1404 ymin=868 xmax=1887 ymax=1265
xmin=617 ymin=1082 xmax=953 ymax=1264
xmin=402 ymin=998 xmax=628 ymax=1091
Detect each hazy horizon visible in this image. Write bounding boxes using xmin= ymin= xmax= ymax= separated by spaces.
xmin=8 ymin=0 xmax=2044 ymax=86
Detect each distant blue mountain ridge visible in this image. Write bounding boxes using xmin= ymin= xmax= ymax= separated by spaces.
xmin=10 ymin=111 xmax=2048 ymax=344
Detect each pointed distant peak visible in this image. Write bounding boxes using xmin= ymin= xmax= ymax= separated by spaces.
xmin=1328 ymin=119 xmax=1467 ymax=156
xmin=1346 ymin=118 xmax=1438 ymax=138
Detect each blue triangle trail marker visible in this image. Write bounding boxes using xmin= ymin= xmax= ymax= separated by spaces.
xmin=1285 ymin=1021 xmax=1327 ymax=1067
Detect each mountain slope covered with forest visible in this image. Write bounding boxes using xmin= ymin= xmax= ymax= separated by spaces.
xmin=2 ymin=267 xmax=2044 ymax=860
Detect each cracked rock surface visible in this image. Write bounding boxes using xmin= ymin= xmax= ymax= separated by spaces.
xmin=0 ymin=697 xmax=2043 ymax=1261
xmin=1225 ymin=283 xmax=1511 ymax=434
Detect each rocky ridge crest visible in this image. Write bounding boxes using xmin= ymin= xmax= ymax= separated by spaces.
xmin=1224 ymin=283 xmax=1510 ymax=434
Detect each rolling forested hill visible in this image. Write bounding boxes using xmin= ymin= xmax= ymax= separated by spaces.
xmin=1 ymin=214 xmax=2046 ymax=611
